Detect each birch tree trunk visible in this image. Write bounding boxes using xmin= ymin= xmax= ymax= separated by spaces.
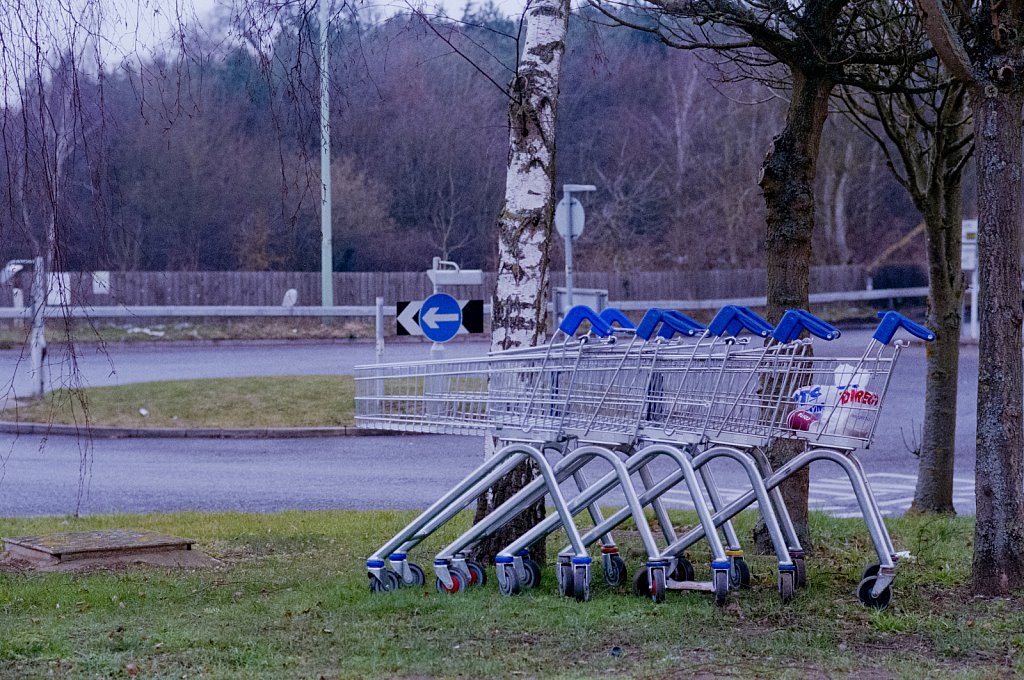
xmin=471 ymin=0 xmax=570 ymax=564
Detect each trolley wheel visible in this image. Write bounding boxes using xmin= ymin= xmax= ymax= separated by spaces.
xmin=649 ymin=566 xmax=667 ymax=604
xmin=573 ymin=565 xmax=591 ymax=603
xmin=522 ymin=558 xmax=542 ymax=589
xmin=632 ymin=567 xmax=649 ymax=598
xmin=730 ymin=557 xmax=751 ymax=589
xmin=435 ymin=571 xmax=465 ymax=594
xmin=778 ymin=569 xmax=796 ymax=604
xmin=857 ymin=575 xmax=892 ymax=611
xmin=861 ymin=563 xmax=881 ymax=582
xmin=498 ymin=564 xmax=521 ymax=597
xmin=604 ymin=555 xmax=628 ymax=588
xmin=405 ymin=562 xmax=426 ymax=587
xmin=793 ymin=556 xmax=807 ymax=589
xmin=669 ymin=557 xmax=695 ymax=582
xmin=713 ymin=570 xmax=730 ymax=607
xmin=369 ymin=572 xmax=399 ymax=593
xmin=465 ymin=560 xmax=487 ymax=588
xmin=557 ymin=562 xmax=574 ymax=598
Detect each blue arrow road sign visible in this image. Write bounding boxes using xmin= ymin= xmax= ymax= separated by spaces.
xmin=419 ymin=293 xmax=463 ymax=342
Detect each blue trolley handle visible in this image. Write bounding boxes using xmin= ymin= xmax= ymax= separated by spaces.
xmin=772 ymin=309 xmax=842 ymax=343
xmin=598 ymin=307 xmax=636 ymax=330
xmin=559 ymin=305 xmax=616 ymax=337
xmin=635 ymin=308 xmax=667 ymax=341
xmin=657 ymin=311 xmax=706 ymax=339
xmin=873 ymin=311 xmax=936 ymax=344
xmin=708 ymin=305 xmax=774 ymax=338
xmin=634 ymin=308 xmax=703 ymax=341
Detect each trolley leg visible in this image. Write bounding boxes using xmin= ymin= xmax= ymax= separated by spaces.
xmin=694 ymin=455 xmax=751 ymax=588
xmin=747 ymin=447 xmax=804 ymax=553
xmin=697 ymin=461 xmax=743 ymax=552
xmin=573 ymin=469 xmax=617 ymax=549
xmin=844 ymin=452 xmax=897 ymax=560
xmin=637 ymin=462 xmax=678 ymax=544
xmin=367 ymin=448 xmax=530 ymax=577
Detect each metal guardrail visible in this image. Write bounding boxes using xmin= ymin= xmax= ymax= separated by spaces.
xmin=0 ymin=305 xmax=390 ymax=319
xmin=0 ymin=287 xmax=929 ymax=320
xmin=609 ymin=287 xmax=930 ymax=311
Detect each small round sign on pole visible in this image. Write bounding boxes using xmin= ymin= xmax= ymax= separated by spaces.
xmin=555 ymin=197 xmax=585 ymax=239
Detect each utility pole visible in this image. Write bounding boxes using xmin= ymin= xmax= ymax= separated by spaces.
xmin=319 ymin=0 xmax=333 ymax=312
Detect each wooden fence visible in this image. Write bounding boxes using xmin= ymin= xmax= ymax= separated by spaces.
xmin=0 ymin=266 xmax=869 ymax=307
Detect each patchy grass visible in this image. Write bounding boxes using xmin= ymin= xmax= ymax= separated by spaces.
xmin=0 ymin=510 xmax=1019 ymax=679
xmin=0 ymin=318 xmax=377 ymax=349
xmin=0 ymin=376 xmax=356 ymax=428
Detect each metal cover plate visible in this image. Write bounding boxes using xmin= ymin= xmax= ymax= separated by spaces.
xmin=2 ymin=530 xmax=193 ymax=558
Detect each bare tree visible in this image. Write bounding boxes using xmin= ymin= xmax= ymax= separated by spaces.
xmin=590 ymin=0 xmax=927 ymax=548
xmin=841 ymin=63 xmax=972 ymax=515
xmin=914 ymin=0 xmax=1024 ymax=594
xmin=0 ymin=0 xmax=204 ymax=513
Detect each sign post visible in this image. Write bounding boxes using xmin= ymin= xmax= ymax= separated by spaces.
xmin=2 ymin=257 xmax=46 ymax=397
xmin=962 ymin=219 xmax=978 ymax=340
xmin=422 ymin=258 xmax=484 ymax=360
xmin=555 ymin=184 xmax=596 ymax=312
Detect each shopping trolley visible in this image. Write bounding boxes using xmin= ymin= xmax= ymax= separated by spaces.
xmin=435 ymin=305 xmax=812 ymax=604
xmin=564 ymin=310 xmax=934 ymax=608
xmin=357 ymin=306 xmax=733 ymax=601
xmin=499 ymin=306 xmax=845 ymax=603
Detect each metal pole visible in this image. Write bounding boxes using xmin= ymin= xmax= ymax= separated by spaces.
xmin=564 ymin=188 xmax=574 ymax=310
xmin=29 ymin=256 xmax=45 ymax=398
xmin=430 ymin=257 xmax=444 ymax=360
xmin=375 ymin=296 xmax=385 ymax=362
xmin=971 ymin=268 xmax=979 ymax=340
xmin=319 ymin=0 xmax=333 ymax=312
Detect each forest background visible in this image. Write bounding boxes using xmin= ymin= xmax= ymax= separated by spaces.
xmin=0 ymin=1 xmax=950 ymax=279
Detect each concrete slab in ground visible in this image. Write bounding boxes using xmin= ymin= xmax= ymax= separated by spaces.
xmin=0 ymin=529 xmax=220 ymax=572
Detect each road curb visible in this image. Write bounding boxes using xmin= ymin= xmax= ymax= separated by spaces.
xmin=0 ymin=421 xmax=398 ymax=440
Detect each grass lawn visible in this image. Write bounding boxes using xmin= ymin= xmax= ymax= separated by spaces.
xmin=0 ymin=510 xmax=1019 ymax=679
xmin=0 ymin=319 xmax=376 ymax=348
xmin=0 ymin=376 xmax=356 ymax=428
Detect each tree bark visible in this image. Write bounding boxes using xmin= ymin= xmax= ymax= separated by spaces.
xmin=753 ymin=71 xmax=832 ymax=552
xmin=970 ymin=85 xmax=1024 ymax=594
xmin=471 ymin=0 xmax=570 ymax=565
xmin=911 ymin=187 xmax=963 ymax=514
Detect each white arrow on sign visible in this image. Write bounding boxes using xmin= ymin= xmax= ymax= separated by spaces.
xmin=422 ymin=306 xmax=460 ymax=329
xmin=397 ymin=301 xmax=424 ymax=336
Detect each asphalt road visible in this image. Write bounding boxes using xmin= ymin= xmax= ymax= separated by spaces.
xmin=0 ymin=330 xmax=980 ymax=518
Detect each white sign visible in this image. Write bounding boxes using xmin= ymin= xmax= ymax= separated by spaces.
xmin=962 ymin=219 xmax=978 ymax=271
xmin=397 ymin=299 xmax=484 ymax=337
xmin=92 ymin=271 xmax=110 ymax=295
xmin=47 ymin=272 xmax=71 ymax=306
xmin=555 ymin=197 xmax=585 ymax=239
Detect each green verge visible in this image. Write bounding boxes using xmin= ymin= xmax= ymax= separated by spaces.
xmin=0 ymin=376 xmax=355 ymax=428
xmin=0 ymin=319 xmax=376 ymax=348
xmin=0 ymin=511 xmax=1020 ymax=679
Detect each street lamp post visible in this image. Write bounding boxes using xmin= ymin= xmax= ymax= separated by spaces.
xmin=319 ymin=0 xmax=333 ymax=313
